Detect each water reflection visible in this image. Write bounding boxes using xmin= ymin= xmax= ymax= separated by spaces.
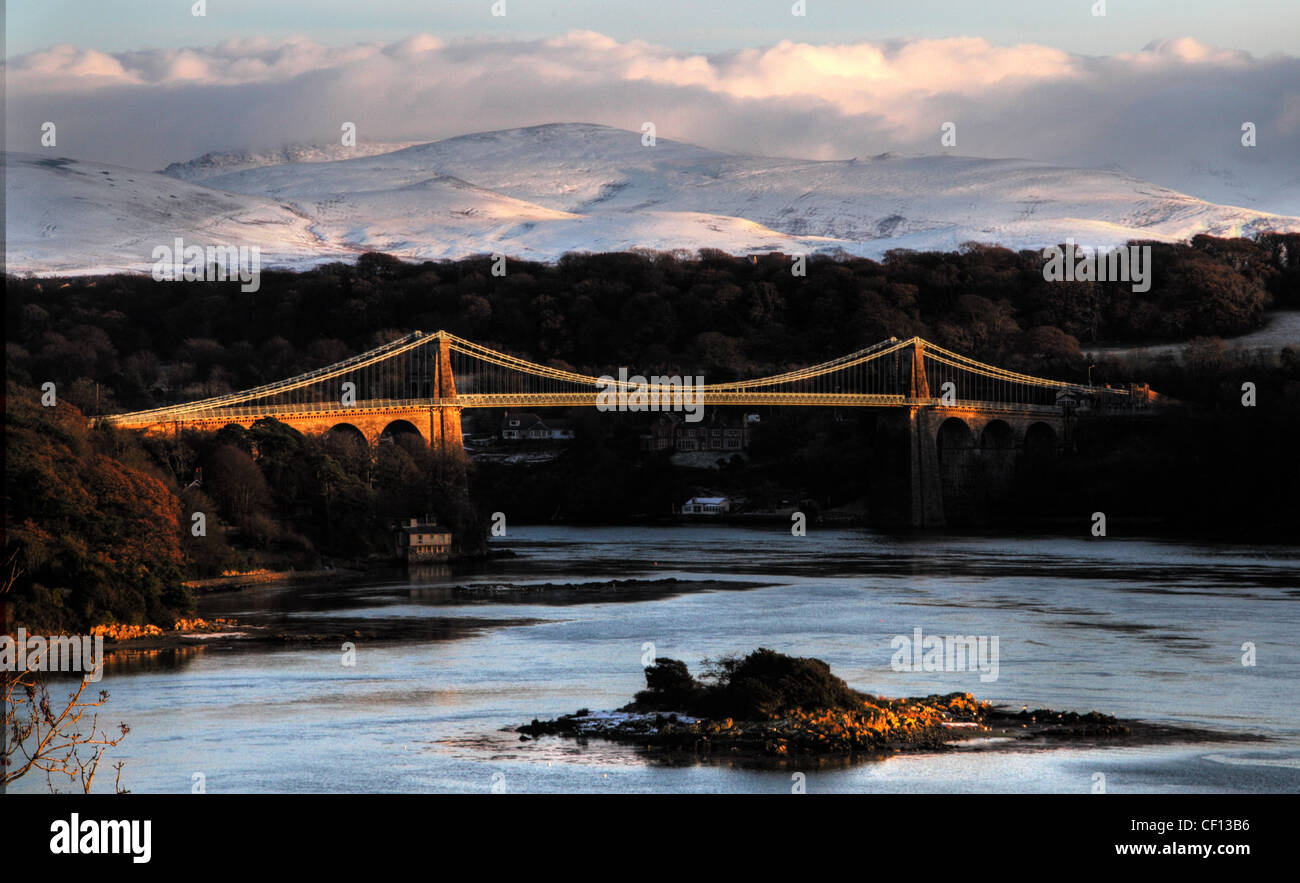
xmin=102 ymin=645 xmax=207 ymax=675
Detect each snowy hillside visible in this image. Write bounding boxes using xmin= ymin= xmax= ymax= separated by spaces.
xmin=5 ymin=154 xmax=351 ymax=275
xmin=160 ymin=142 xmax=424 ymax=182
xmin=8 ymin=124 xmax=1300 ymax=275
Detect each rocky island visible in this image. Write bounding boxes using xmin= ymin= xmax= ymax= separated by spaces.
xmin=517 ymin=649 xmax=1247 ymax=762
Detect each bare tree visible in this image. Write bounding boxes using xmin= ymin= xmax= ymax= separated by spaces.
xmin=1 ymin=559 xmax=130 ymax=793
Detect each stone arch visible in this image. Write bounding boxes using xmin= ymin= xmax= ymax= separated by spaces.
xmin=324 ymin=421 xmax=369 ymax=448
xmin=1023 ymin=421 xmax=1057 ymax=459
xmin=1014 ymin=421 xmax=1060 ymax=507
xmin=979 ymin=419 xmax=1017 ymax=508
xmin=213 ymin=422 xmax=251 ymax=448
xmin=936 ymin=416 xmax=975 ymax=452
xmin=379 ymin=418 xmax=427 ymax=447
xmin=935 ymin=417 xmax=977 ymax=524
xmin=980 ymin=419 xmax=1015 ymax=450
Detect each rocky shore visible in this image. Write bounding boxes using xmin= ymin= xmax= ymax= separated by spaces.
xmin=91 ymin=613 xmax=542 ymax=663
xmin=181 ymin=568 xmax=359 ymax=593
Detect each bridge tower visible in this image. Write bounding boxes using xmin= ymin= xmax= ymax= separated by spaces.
xmin=906 ymin=339 xmax=945 ymax=528
xmin=429 ymin=331 xmax=464 ymax=457
xmin=909 ymin=338 xmax=930 ymax=401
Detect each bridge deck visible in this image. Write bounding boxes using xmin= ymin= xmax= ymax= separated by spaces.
xmin=100 ymin=395 xmax=1083 ymax=429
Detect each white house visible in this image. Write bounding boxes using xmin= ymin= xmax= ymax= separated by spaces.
xmin=681 ymin=496 xmax=731 ymax=515
xmin=501 ymin=412 xmax=575 ymax=441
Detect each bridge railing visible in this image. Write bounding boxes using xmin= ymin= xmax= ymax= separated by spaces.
xmin=96 ymin=397 xmax=453 ymax=426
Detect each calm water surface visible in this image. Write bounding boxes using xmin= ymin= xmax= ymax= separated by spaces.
xmin=18 ymin=526 xmax=1300 ymax=793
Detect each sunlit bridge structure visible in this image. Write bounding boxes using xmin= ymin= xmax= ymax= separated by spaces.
xmin=97 ymin=331 xmax=1157 ymax=526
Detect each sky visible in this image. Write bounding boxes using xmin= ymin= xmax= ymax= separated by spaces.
xmin=4 ymin=1 xmax=1298 ymax=209
xmin=8 ymin=0 xmax=1300 ymax=57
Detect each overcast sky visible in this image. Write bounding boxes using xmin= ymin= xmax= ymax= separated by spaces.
xmin=9 ymin=0 xmax=1300 ymax=57
xmin=5 ymin=1 xmax=1297 ymax=209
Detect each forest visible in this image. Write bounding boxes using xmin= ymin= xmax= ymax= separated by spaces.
xmin=5 ymin=234 xmax=1298 ymax=417
xmin=5 ymin=235 xmax=1299 ymax=632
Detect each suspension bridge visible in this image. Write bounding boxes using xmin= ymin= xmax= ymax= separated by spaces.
xmin=96 ymin=331 xmax=1157 ymax=526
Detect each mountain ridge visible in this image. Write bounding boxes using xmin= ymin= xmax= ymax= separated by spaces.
xmin=8 ymin=123 xmax=1299 ymax=275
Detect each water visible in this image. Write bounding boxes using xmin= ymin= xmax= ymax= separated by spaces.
xmin=14 ymin=526 xmax=1300 ymax=793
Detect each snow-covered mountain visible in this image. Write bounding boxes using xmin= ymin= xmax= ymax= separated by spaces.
xmin=8 ymin=123 xmax=1300 ymax=275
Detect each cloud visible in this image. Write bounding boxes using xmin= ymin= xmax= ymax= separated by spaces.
xmin=5 ymin=32 xmax=1297 ymax=210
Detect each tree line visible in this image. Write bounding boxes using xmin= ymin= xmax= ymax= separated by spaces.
xmin=6 ymin=235 xmax=1298 ymax=418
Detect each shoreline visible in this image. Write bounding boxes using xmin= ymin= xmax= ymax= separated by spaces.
xmin=181 ymin=548 xmax=510 ymax=594
xmin=95 ymin=576 xmax=767 ymax=661
xmin=93 ymin=612 xmax=546 ymax=662
xmin=491 ymin=519 xmax=1300 ymax=544
xmin=182 ymin=567 xmax=362 ymax=593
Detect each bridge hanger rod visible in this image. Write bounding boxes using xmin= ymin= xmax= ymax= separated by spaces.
xmin=449 ymin=334 xmax=912 ymax=391
xmin=703 ymin=337 xmax=911 ymax=391
xmin=922 ymin=351 xmax=1070 ymax=390
xmin=103 ymin=331 xmax=436 ymax=422
xmin=445 ymin=338 xmax=610 ymax=386
xmin=919 ymin=339 xmax=1103 ymax=389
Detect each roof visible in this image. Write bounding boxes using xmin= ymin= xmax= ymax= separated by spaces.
xmin=685 ymin=496 xmax=729 ymax=505
xmin=502 ymin=412 xmax=547 ymax=430
xmin=398 ymin=524 xmax=451 ymax=538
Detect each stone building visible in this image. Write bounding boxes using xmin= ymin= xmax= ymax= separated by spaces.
xmin=395 ymin=518 xmax=453 ymax=563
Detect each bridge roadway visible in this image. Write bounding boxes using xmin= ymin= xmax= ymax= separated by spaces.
xmin=105 ymin=394 xmax=1070 ymax=443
